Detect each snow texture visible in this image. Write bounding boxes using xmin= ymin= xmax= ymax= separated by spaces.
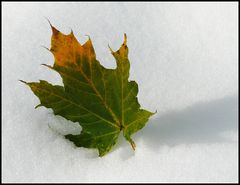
xmin=2 ymin=2 xmax=238 ymax=183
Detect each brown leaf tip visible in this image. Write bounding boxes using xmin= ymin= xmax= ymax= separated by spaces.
xmin=123 ymin=33 xmax=127 ymax=45
xmin=46 ymin=18 xmax=59 ymax=35
xmin=19 ymin=80 xmax=27 ymax=84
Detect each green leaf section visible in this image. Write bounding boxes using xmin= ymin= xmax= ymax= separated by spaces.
xmin=22 ymin=25 xmax=154 ymax=156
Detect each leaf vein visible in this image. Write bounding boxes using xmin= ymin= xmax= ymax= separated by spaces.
xmin=34 ymin=86 xmax=119 ymax=128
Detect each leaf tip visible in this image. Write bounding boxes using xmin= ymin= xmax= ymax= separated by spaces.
xmin=108 ymin=44 xmax=114 ymax=54
xmin=70 ymin=29 xmax=74 ymax=36
xmin=98 ymin=153 xmax=104 ymax=157
xmin=19 ymin=80 xmax=27 ymax=85
xmin=153 ymin=109 xmax=157 ymax=114
xmin=124 ymin=33 xmax=127 ymax=45
xmin=35 ymin=104 xmax=42 ymax=109
xmin=45 ymin=17 xmax=53 ymax=28
xmin=84 ymin=34 xmax=91 ymax=40
xmin=40 ymin=45 xmax=51 ymax=52
xmin=45 ymin=18 xmax=59 ymax=35
xmin=41 ymin=63 xmax=53 ymax=69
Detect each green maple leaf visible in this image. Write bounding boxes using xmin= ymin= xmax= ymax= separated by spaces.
xmin=21 ymin=24 xmax=154 ymax=156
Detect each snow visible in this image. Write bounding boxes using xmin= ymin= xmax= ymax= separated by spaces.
xmin=2 ymin=2 xmax=238 ymax=183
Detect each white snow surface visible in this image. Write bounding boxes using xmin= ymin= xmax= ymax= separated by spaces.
xmin=2 ymin=2 xmax=238 ymax=183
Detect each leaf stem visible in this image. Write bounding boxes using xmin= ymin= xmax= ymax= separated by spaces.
xmin=130 ymin=140 xmax=136 ymax=151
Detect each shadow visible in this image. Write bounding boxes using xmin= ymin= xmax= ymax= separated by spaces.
xmin=135 ymin=95 xmax=238 ymax=150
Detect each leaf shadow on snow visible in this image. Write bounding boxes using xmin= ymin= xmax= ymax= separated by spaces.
xmin=49 ymin=94 xmax=238 ymax=159
xmin=134 ymin=94 xmax=238 ymax=151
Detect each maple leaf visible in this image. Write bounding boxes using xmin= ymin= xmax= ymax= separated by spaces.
xmin=21 ymin=24 xmax=154 ymax=156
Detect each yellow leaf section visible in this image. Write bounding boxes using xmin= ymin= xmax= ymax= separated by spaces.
xmin=49 ymin=24 xmax=95 ymax=67
xmin=109 ymin=33 xmax=128 ymax=59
